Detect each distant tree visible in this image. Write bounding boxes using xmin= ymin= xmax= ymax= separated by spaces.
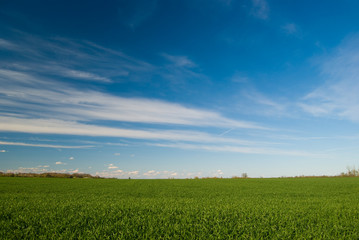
xmin=241 ymin=173 xmax=248 ymax=178
xmin=345 ymin=166 xmax=359 ymax=177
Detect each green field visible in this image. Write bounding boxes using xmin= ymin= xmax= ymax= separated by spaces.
xmin=1 ymin=177 xmax=359 ymax=239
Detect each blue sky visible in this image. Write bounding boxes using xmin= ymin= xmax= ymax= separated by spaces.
xmin=1 ymin=0 xmax=359 ymax=178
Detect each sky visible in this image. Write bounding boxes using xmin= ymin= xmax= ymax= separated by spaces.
xmin=1 ymin=0 xmax=359 ymax=178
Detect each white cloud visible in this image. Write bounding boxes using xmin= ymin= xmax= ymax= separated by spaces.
xmin=96 ymin=169 xmax=139 ymax=178
xmin=108 ymin=164 xmax=118 ymax=169
xmin=216 ymin=169 xmax=224 ymax=175
xmin=0 ymin=140 xmax=92 ymax=149
xmin=142 ymin=170 xmax=179 ymax=178
xmin=55 ymin=161 xmax=66 ymax=165
xmin=114 ymin=153 xmax=121 ymax=156
xmin=0 ymin=116 xmax=260 ymax=145
xmin=251 ymin=0 xmax=269 ymax=19
xmin=0 ymin=69 xmax=264 ymax=129
xmin=143 ymin=170 xmax=159 ymax=176
xmin=300 ymin=34 xmax=359 ymax=122
xmin=97 ymin=169 xmax=178 ymax=179
xmin=150 ymin=143 xmax=325 ymax=157
xmin=0 ymin=150 xmax=6 ymax=152
xmin=69 ymin=157 xmax=74 ymax=160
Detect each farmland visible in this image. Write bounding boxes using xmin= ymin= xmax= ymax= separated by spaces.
xmin=1 ymin=177 xmax=359 ymax=239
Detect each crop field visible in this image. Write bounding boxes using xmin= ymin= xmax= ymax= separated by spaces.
xmin=1 ymin=177 xmax=359 ymax=239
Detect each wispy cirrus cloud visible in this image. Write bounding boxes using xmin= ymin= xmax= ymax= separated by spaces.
xmin=162 ymin=53 xmax=197 ymax=68
xmin=300 ymin=34 xmax=359 ymax=122
xmin=149 ymin=142 xmax=325 ymax=157
xmin=0 ymin=29 xmax=275 ymax=155
xmin=241 ymin=88 xmax=286 ymax=114
xmin=0 ymin=69 xmax=264 ymax=129
xmin=159 ymin=53 xmax=208 ymax=86
xmin=233 ymin=84 xmax=289 ymax=117
xmin=0 ymin=38 xmax=17 ymax=50
xmin=0 ymin=116 xmax=257 ymax=144
xmin=0 ymin=32 xmax=154 ymax=84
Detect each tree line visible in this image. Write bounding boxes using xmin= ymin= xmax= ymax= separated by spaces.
xmin=0 ymin=172 xmax=101 ymax=178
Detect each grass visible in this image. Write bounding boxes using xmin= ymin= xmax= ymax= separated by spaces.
xmin=1 ymin=177 xmax=359 ymax=239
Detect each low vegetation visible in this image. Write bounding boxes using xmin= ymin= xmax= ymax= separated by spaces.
xmin=1 ymin=177 xmax=359 ymax=239
xmin=340 ymin=166 xmax=359 ymax=177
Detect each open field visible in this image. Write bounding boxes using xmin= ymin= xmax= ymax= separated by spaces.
xmin=1 ymin=177 xmax=359 ymax=239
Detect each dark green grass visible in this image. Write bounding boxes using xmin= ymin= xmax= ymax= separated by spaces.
xmin=1 ymin=177 xmax=359 ymax=239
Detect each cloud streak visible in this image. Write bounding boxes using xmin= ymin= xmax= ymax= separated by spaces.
xmin=0 ymin=116 xmax=257 ymax=144
xmin=0 ymin=141 xmax=93 ymax=149
xmin=149 ymin=142 xmax=325 ymax=157
xmin=0 ymin=83 xmax=265 ymax=129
